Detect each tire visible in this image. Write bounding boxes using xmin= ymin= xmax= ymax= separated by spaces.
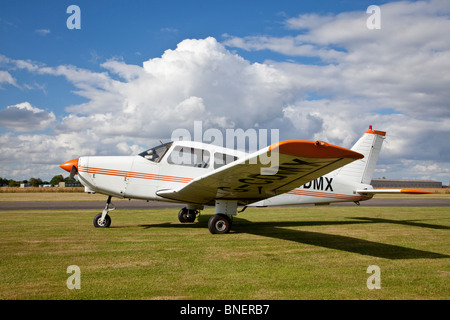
xmin=208 ymin=214 xmax=231 ymax=234
xmin=178 ymin=208 xmax=197 ymax=223
xmin=178 ymin=208 xmax=189 ymax=223
xmin=93 ymin=213 xmax=111 ymax=228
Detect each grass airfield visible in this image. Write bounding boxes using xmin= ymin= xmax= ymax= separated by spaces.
xmin=0 ymin=198 xmax=449 ymax=300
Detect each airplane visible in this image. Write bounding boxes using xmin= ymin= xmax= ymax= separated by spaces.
xmin=60 ymin=126 xmax=430 ymax=234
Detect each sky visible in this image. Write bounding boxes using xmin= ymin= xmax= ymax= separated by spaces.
xmin=0 ymin=0 xmax=449 ymax=183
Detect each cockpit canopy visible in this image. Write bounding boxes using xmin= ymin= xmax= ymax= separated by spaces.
xmin=138 ymin=141 xmax=242 ymax=169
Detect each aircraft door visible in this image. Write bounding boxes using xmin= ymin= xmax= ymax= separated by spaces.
xmin=123 ymin=155 xmax=160 ymax=200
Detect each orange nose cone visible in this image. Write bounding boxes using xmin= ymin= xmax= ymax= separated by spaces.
xmin=60 ymin=158 xmax=79 ymax=172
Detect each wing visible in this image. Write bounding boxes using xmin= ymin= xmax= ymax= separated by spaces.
xmin=157 ymin=140 xmax=364 ymax=204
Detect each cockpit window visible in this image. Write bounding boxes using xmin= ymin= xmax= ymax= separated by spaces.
xmin=139 ymin=142 xmax=173 ymax=163
xmin=167 ymin=146 xmax=210 ymax=168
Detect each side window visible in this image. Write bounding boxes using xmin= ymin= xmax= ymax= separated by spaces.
xmin=167 ymin=146 xmax=210 ymax=168
xmin=214 ymin=152 xmax=238 ymax=169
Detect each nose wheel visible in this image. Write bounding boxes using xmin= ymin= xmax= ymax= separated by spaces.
xmin=93 ymin=213 xmax=111 ymax=228
xmin=94 ymin=196 xmax=114 ymax=228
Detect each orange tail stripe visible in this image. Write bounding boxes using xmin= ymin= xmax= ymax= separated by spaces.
xmin=287 ymin=189 xmax=363 ymax=200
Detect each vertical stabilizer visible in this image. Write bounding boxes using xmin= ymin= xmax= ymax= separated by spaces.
xmin=335 ymin=127 xmax=386 ymax=184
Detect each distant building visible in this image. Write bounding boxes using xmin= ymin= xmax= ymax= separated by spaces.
xmin=59 ymin=181 xmax=83 ymax=187
xmin=371 ymin=179 xmax=442 ymax=188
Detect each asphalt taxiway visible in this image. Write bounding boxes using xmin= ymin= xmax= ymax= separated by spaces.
xmin=0 ymin=198 xmax=449 ymax=211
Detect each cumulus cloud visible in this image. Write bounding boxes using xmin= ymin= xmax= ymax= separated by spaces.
xmin=48 ymin=37 xmax=296 ymax=139
xmin=0 ymin=102 xmax=56 ymax=132
xmin=225 ymin=1 xmax=450 ymax=161
xmin=0 ymin=38 xmax=298 ymax=179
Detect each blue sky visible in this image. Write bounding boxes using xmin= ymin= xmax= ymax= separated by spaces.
xmin=1 ymin=0 xmax=449 ymax=183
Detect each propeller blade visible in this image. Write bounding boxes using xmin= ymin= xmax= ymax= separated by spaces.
xmin=69 ymin=165 xmax=78 ymax=180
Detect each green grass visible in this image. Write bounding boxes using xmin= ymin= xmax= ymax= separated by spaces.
xmin=0 ymin=206 xmax=449 ymax=300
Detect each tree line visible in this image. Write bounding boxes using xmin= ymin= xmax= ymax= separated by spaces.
xmin=0 ymin=175 xmax=76 ymax=187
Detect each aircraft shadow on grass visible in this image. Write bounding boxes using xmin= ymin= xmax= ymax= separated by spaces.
xmin=140 ymin=216 xmax=450 ymax=260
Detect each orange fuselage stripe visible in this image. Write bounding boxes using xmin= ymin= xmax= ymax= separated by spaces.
xmin=78 ymin=166 xmax=193 ymax=183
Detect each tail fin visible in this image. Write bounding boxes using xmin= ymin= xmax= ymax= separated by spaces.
xmin=335 ymin=127 xmax=386 ymax=184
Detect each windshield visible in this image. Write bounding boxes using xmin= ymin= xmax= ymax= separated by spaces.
xmin=139 ymin=142 xmax=173 ymax=163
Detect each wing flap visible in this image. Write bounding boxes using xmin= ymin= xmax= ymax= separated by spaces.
xmin=157 ymin=140 xmax=363 ymax=204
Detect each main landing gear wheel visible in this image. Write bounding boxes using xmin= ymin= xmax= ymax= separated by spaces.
xmin=93 ymin=213 xmax=111 ymax=228
xmin=178 ymin=207 xmax=198 ymax=223
xmin=208 ymin=214 xmax=232 ymax=234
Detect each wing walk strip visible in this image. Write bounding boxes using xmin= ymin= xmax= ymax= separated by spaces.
xmin=287 ymin=189 xmax=366 ymax=201
xmin=78 ymin=166 xmax=193 ymax=183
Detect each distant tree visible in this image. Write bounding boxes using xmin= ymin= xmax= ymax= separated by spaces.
xmin=9 ymin=180 xmax=19 ymax=187
xmin=28 ymin=177 xmax=43 ymax=187
xmin=64 ymin=176 xmax=77 ymax=183
xmin=50 ymin=175 xmax=65 ymax=186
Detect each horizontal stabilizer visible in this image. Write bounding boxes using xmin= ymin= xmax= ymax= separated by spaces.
xmin=356 ymin=189 xmax=432 ymax=195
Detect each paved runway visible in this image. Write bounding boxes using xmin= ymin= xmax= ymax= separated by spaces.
xmin=0 ymin=198 xmax=449 ymax=211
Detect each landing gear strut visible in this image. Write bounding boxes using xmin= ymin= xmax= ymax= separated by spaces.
xmin=93 ymin=196 xmax=114 ymax=228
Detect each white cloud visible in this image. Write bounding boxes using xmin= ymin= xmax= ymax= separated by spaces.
xmin=0 ymin=38 xmax=298 ymax=179
xmin=49 ymin=37 xmax=296 ymax=139
xmin=35 ymin=29 xmax=50 ymax=36
xmin=284 ymin=13 xmax=335 ymax=30
xmin=222 ymin=34 xmax=345 ymax=61
xmin=0 ymin=102 xmax=56 ymax=132
xmin=0 ymin=70 xmax=18 ymax=87
xmin=225 ymin=4 xmax=450 ymax=129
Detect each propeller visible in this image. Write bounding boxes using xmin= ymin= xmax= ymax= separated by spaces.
xmin=60 ymin=159 xmax=79 ymax=179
